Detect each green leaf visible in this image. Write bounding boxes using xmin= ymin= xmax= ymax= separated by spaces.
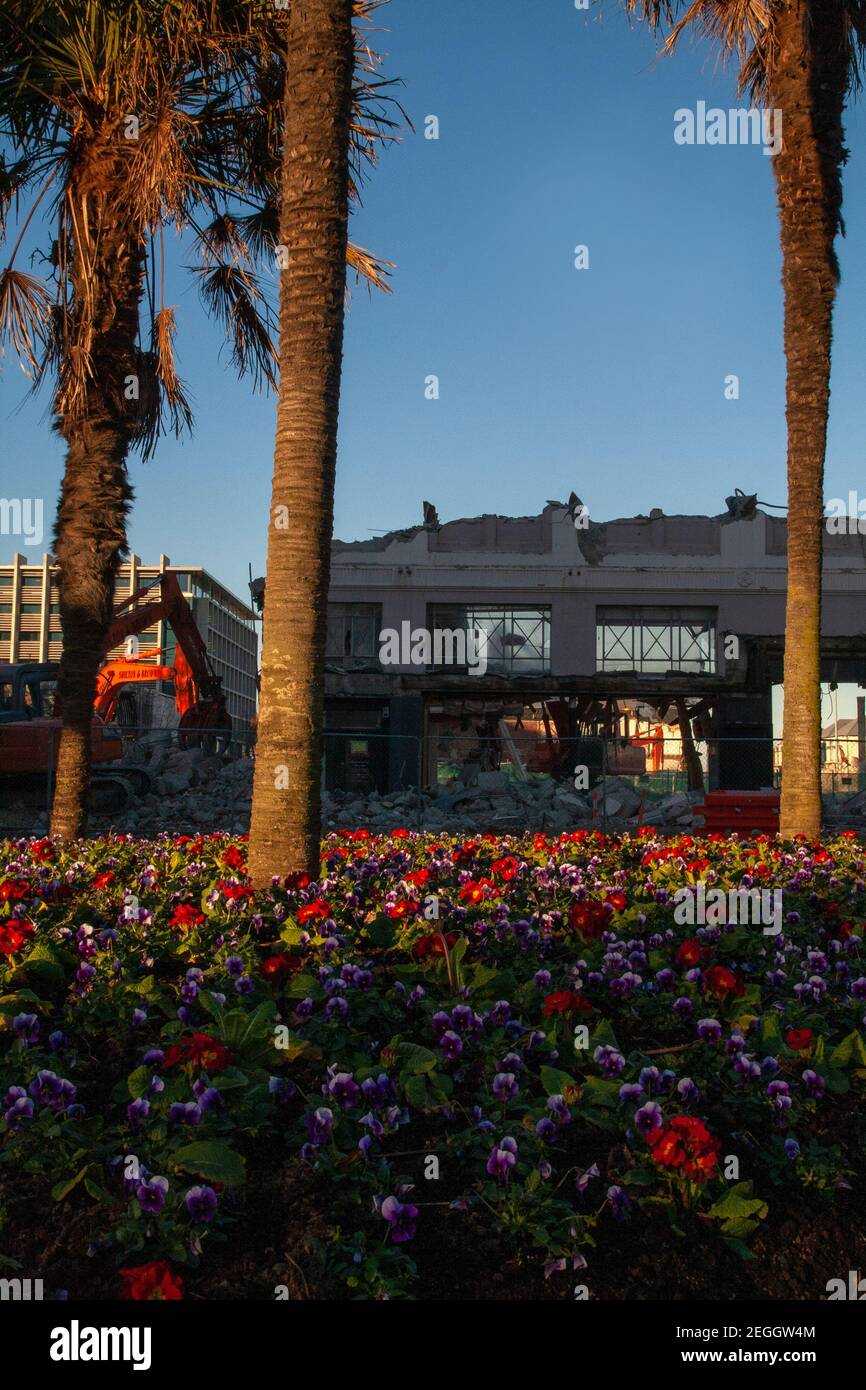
xmin=52 ymin=1167 xmax=88 ymax=1202
xmin=590 ymin=1019 xmax=619 ymax=1051
xmin=127 ymin=1065 xmax=151 ymax=1100
xmin=403 ymin=1074 xmax=431 ymax=1109
xmin=279 ymin=925 xmax=307 ymax=948
xmin=468 ymin=964 xmax=500 ymax=992
xmin=579 ymin=1075 xmax=620 ymax=1108
xmin=392 ymin=1041 xmax=438 ymax=1074
xmin=210 ymin=1066 xmax=250 ymax=1090
xmin=0 ymin=990 xmax=42 ymax=1014
xmin=364 ymin=918 xmax=396 ymax=948
xmin=760 ymin=1013 xmax=781 ymax=1046
xmin=540 ymin=1066 xmax=577 ymax=1096
xmin=286 ymin=973 xmax=317 ymax=998
xmin=170 ymin=1141 xmax=245 ymax=1187
xmin=197 ymin=990 xmax=226 ymax=1022
xmin=84 ymin=1177 xmax=112 ymax=1204
xmin=829 ymin=1030 xmax=866 ymax=1070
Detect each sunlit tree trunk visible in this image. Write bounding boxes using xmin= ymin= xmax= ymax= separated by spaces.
xmin=773 ymin=0 xmax=847 ymax=840
xmin=248 ymin=0 xmax=354 ymax=884
xmin=51 ymin=133 xmax=145 ymax=840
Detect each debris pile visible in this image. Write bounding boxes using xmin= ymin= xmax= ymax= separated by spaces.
xmin=81 ymin=746 xmax=711 ymax=836
xmin=14 ymin=739 xmax=861 ymax=837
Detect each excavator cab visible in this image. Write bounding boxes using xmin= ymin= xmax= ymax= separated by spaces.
xmin=0 ymin=662 xmax=124 ymax=777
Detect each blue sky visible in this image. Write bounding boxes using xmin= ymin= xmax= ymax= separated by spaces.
xmin=3 ymin=0 xmax=866 ymax=614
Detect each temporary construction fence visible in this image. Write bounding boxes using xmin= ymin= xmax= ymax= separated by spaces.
xmin=2 ymin=725 xmax=865 ymax=840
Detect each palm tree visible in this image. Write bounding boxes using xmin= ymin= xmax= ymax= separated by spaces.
xmin=625 ymin=0 xmax=865 ymax=838
xmin=0 ymin=0 xmax=391 ymax=840
xmin=248 ymin=0 xmax=398 ymax=885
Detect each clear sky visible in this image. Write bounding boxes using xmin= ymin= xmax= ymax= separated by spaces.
xmin=3 ymin=0 xmax=866 ymax=615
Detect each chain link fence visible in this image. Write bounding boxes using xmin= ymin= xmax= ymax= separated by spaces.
xmin=2 ymin=724 xmax=864 ymax=839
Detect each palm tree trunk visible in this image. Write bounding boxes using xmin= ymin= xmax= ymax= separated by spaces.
xmin=50 ymin=139 xmax=145 ymax=840
xmin=248 ymin=0 xmax=354 ymax=885
xmin=773 ymin=0 xmax=848 ymax=840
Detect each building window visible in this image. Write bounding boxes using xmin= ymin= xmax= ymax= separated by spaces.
xmin=326 ymin=603 xmax=382 ymax=666
xmin=427 ymin=605 xmax=551 ymax=673
xmin=596 ymin=606 xmax=717 ymax=674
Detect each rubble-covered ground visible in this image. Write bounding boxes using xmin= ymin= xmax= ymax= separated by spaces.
xmin=7 ymin=738 xmax=861 ymax=838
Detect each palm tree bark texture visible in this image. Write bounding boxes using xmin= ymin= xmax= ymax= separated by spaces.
xmin=51 ymin=127 xmax=146 ymax=840
xmin=772 ymin=0 xmax=847 ymax=839
xmin=249 ymin=0 xmax=354 ymax=884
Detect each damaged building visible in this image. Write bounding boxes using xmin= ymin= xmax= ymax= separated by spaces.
xmin=321 ymin=495 xmax=866 ymax=798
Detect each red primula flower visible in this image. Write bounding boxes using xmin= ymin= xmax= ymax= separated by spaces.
xmin=648 ymin=1116 xmax=720 ymax=1182
xmin=282 ymin=871 xmax=311 ymax=890
xmin=686 ymin=858 xmax=710 ymax=875
xmin=28 ymin=839 xmax=55 ymax=864
xmin=297 ymin=899 xmax=332 ymax=924
xmin=0 ymin=920 xmax=35 ymax=956
xmin=169 ymin=903 xmax=205 ymax=930
xmin=703 ymin=964 xmax=744 ymax=1000
xmin=92 ymin=871 xmax=115 ymax=889
xmin=390 ymin=828 xmax=411 ymax=839
xmin=412 ymin=931 xmax=458 ymax=960
xmin=404 ymin=869 xmax=431 ymax=888
xmin=676 ymin=938 xmax=708 ymax=968
xmin=384 ymin=899 xmax=418 ymax=919
xmin=490 ymin=856 xmax=518 ymax=881
xmin=453 ymin=842 xmax=481 ymax=866
xmin=458 ymin=878 xmax=495 ymax=904
xmin=162 ymin=1033 xmax=234 ymax=1072
xmin=0 ymin=879 xmax=31 ymax=902
xmin=604 ymin=889 xmax=627 ymax=913
xmin=543 ymin=990 xmax=592 ymax=1017
xmin=221 ymin=846 xmax=246 ymax=872
xmin=120 ymin=1261 xmax=184 ymax=1301
xmin=785 ymin=1027 xmax=814 ymax=1052
xmin=260 ymin=952 xmax=303 ymax=981
xmin=569 ymin=899 xmax=612 ymax=939
xmin=215 ymin=882 xmax=255 ymax=903
xmin=533 ymin=834 xmax=549 ymax=852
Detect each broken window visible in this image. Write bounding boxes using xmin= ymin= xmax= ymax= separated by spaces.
xmin=596 ymin=606 xmax=717 ymax=674
xmin=326 ymin=603 xmax=382 ymax=666
xmin=427 ymin=605 xmax=551 ymax=673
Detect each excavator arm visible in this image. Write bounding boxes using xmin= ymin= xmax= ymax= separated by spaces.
xmin=101 ymin=574 xmax=230 ymax=734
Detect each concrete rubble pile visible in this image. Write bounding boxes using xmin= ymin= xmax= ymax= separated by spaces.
xmin=16 ymin=742 xmax=864 ymax=834
xmin=80 ymin=747 xmax=710 ymax=836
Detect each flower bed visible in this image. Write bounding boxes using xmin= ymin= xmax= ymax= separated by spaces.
xmin=1 ymin=828 xmax=865 ymax=1300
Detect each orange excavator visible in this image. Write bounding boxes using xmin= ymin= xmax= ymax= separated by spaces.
xmin=0 ymin=573 xmax=229 ymax=813
xmin=93 ymin=572 xmax=229 ymax=739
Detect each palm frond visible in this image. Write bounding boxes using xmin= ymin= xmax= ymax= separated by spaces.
xmin=0 ymin=266 xmax=51 ymax=376
xmin=193 ymin=259 xmax=278 ymax=392
xmin=347 ymin=240 xmax=394 ymax=295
